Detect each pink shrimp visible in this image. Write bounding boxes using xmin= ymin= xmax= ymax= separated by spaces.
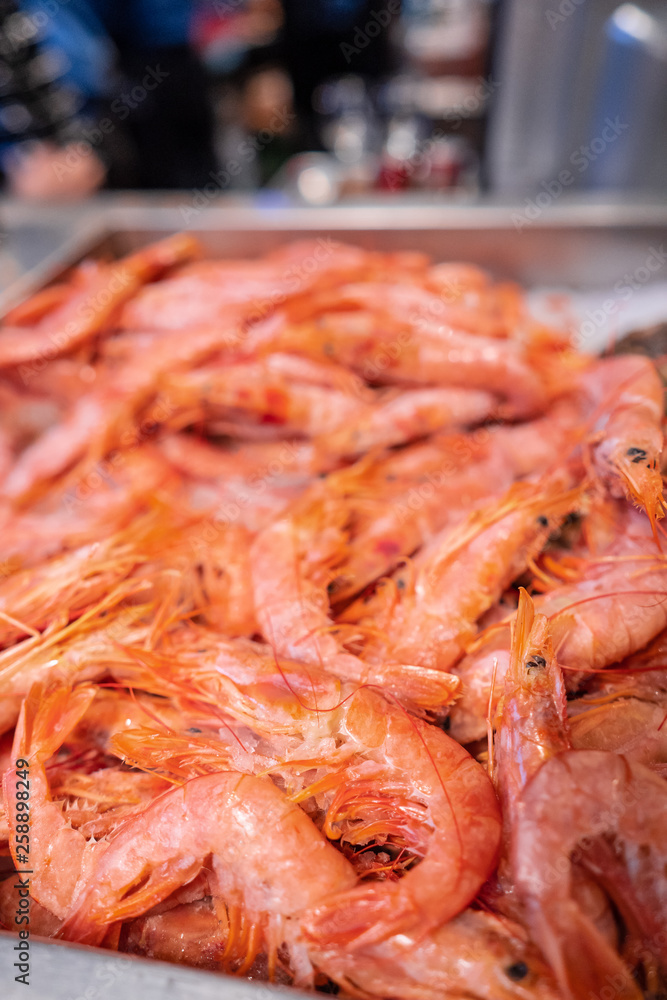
xmin=569 ymin=696 xmax=667 ymax=772
xmin=162 ymin=355 xmax=369 ymax=438
xmin=111 ymin=647 xmax=501 ymax=961
xmin=260 ymin=311 xmax=548 ymax=417
xmin=580 ymin=354 xmax=665 ymax=531
xmin=450 ymin=503 xmax=667 ymax=744
xmin=314 ymin=386 xmax=496 ymax=462
xmin=364 ymin=475 xmax=583 ymax=672
xmin=309 ymin=908 xmax=560 ymax=1000
xmin=512 ymin=750 xmax=667 ymax=1000
xmin=3 ymin=323 xmax=241 ymax=503
xmin=493 ymin=589 xmax=570 ymax=837
xmin=58 ymin=771 xmax=357 ymax=986
xmin=3 ymin=684 xmax=102 ymax=918
xmin=332 ymin=431 xmax=523 ymax=605
xmin=0 ymin=234 xmax=200 ymax=371
xmin=248 ymin=472 xmax=461 ymax=712
xmin=302 ymin=685 xmax=501 ymax=949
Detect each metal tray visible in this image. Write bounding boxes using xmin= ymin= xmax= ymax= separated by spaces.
xmin=2 ymin=199 xmax=667 ymax=314
xmin=1 ymin=198 xmax=667 ymax=998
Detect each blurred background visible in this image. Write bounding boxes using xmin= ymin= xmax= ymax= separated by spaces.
xmin=0 ymin=0 xmax=666 ymax=205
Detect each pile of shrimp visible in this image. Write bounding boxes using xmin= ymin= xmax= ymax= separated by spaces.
xmin=1 ymin=232 xmax=666 ymax=1000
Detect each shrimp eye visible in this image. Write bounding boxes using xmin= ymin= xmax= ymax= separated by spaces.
xmin=626 ymin=447 xmax=648 ymax=463
xmin=536 ymin=515 xmax=548 ymax=527
xmin=505 ymin=962 xmax=529 ymax=982
xmin=188 ymin=727 xmax=202 ymax=734
xmin=525 ymin=655 xmax=546 ymax=672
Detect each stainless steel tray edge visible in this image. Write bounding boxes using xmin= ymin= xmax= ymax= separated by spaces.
xmin=1 ymin=931 xmax=302 ymax=1000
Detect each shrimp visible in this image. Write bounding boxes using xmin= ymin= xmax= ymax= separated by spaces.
xmin=0 ymin=532 xmax=149 ymax=647
xmin=118 ymin=239 xmax=390 ymax=333
xmin=569 ymin=697 xmax=667 ymax=771
xmin=302 ymin=688 xmax=502 ymax=949
xmin=493 ymin=589 xmax=570 ymax=836
xmin=2 ymin=281 xmax=72 ymax=326
xmin=333 ymin=432 xmax=520 ymax=605
xmin=0 ymin=234 xmax=200 ymax=371
xmin=122 ymin=896 xmax=235 ymax=971
xmin=313 ymin=386 xmax=496 ymax=462
xmin=248 ymin=473 xmax=460 ymax=712
xmin=158 ymin=432 xmax=316 ymax=484
xmin=162 ymin=355 xmax=368 ymax=438
xmin=581 ymin=355 xmax=665 ymax=530
xmin=364 ymin=475 xmax=583 ymax=672
xmin=3 ymin=683 xmax=102 ymax=918
xmin=0 ymin=443 xmax=178 ymax=569
xmin=3 ymin=323 xmax=240 ymax=503
xmin=58 ymin=771 xmax=358 ymax=986
xmin=250 ymin=478 xmax=349 ymax=663
xmin=106 ymin=647 xmax=500 ymax=958
xmin=450 ymin=503 xmax=667 ymax=743
xmin=0 ymin=586 xmax=156 ymax=736
xmin=48 ymin=769 xmax=170 ymax=840
xmin=258 ymin=312 xmax=548 ymax=417
xmin=512 ymin=750 xmax=667 ymax=1000
xmin=309 ymin=908 xmax=560 ymax=1000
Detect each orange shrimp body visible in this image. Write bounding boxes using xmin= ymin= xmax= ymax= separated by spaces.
xmin=368 ymin=477 xmax=582 ymax=672
xmin=3 ymin=684 xmax=101 ymax=918
xmin=569 ymin=696 xmax=667 ymax=771
xmin=450 ymin=505 xmax=667 ymax=743
xmin=59 ymin=771 xmax=358 ymax=984
xmin=3 ymin=234 xmax=667 ymax=993
xmin=309 ymin=908 xmax=561 ymax=1000
xmin=313 ymin=386 xmax=495 ymax=462
xmin=494 ymin=590 xmax=570 ymax=835
xmin=302 ymin=688 xmax=502 ymax=950
xmin=582 ymin=355 xmax=665 ymax=529
xmin=512 ymin=751 xmax=667 ymax=1000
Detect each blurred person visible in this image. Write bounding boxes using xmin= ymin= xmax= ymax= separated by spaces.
xmin=87 ymin=0 xmax=218 ymax=189
xmin=0 ymin=0 xmax=218 ymax=198
xmin=0 ymin=0 xmax=109 ymax=198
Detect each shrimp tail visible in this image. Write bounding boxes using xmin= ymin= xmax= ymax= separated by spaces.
xmin=302 ymin=883 xmax=414 ymax=951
